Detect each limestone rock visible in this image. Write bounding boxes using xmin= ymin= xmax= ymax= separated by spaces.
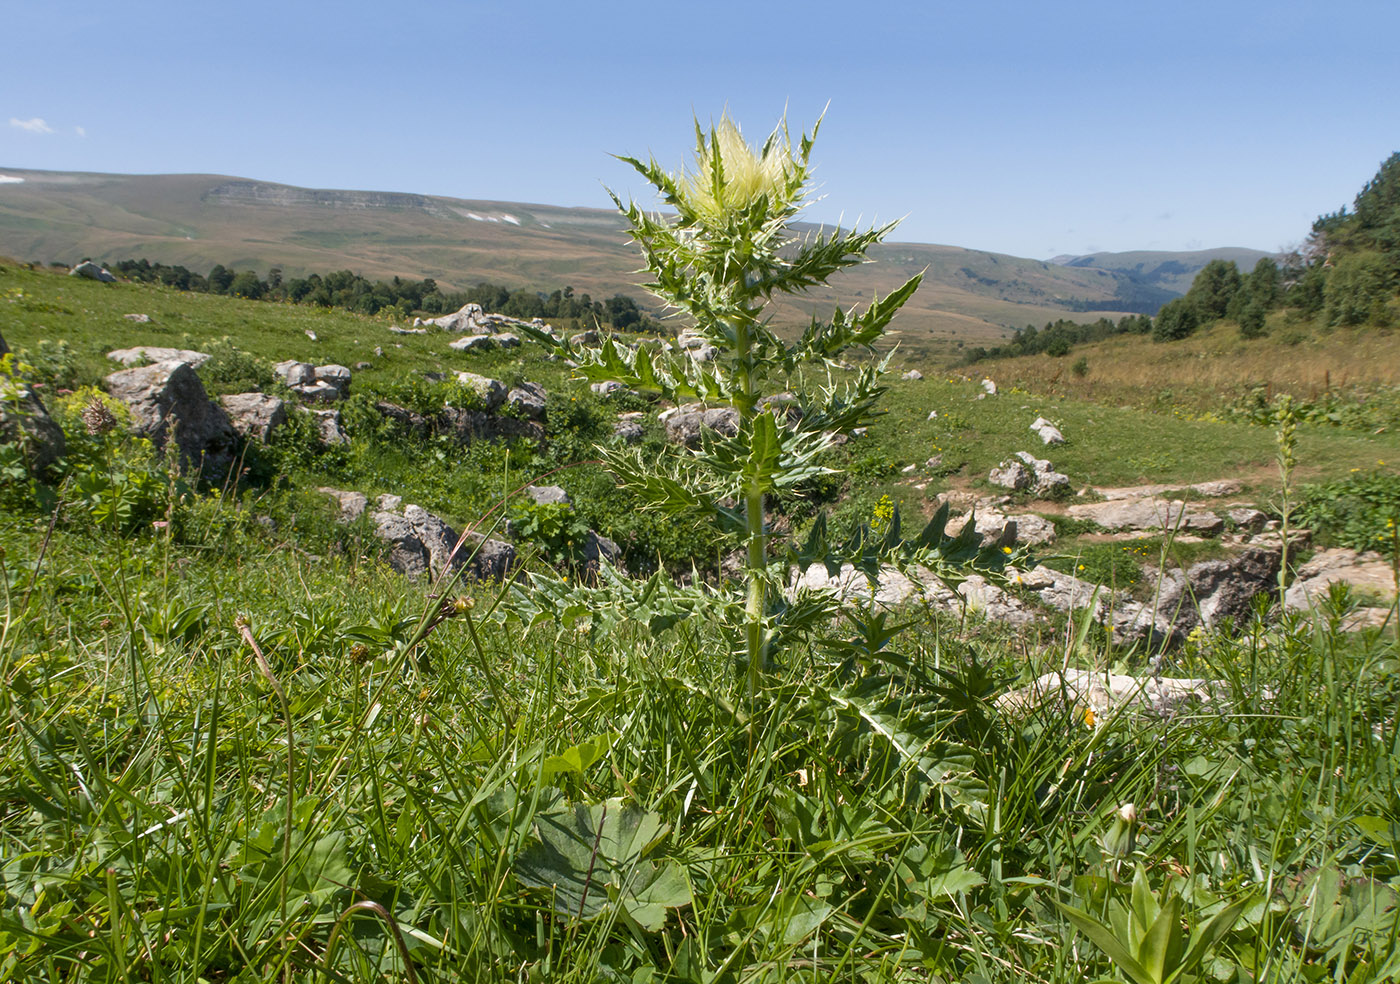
xmin=1067 ymin=498 xmax=1224 ymax=535
xmin=1285 ymin=548 xmax=1397 ymax=612
xmin=613 ymin=420 xmax=644 ymax=443
xmin=309 ymin=408 xmax=348 ymax=445
xmin=219 ymin=392 xmax=286 ymax=442
xmin=455 ymin=371 xmax=507 ymax=411
xmin=902 ymin=369 xmax=924 ymax=380
xmin=526 ymin=485 xmax=571 ymax=506
xmin=70 ymin=260 xmax=115 ymax=282
xmin=665 ymin=405 xmax=740 ymax=447
xmin=429 ymin=302 xmax=486 ymax=332
xmin=997 ymin=669 xmax=1226 ymax=717
xmin=590 ymin=380 xmax=626 ymax=397
xmin=449 ymin=334 xmax=496 ymax=353
xmin=1030 ymin=416 xmax=1065 ymax=445
xmin=1228 ymin=507 xmax=1268 ymax=533
xmin=320 ymin=488 xmax=368 ymax=522
xmin=108 ymin=346 xmax=210 ymax=368
xmin=581 ymin=529 xmax=623 ymax=577
xmin=104 ymin=360 xmax=237 ymax=473
xmin=372 ymin=503 xmax=517 ymax=581
xmin=570 ymin=330 xmax=599 ymax=346
xmin=981 ymin=378 xmax=998 ymax=396
xmin=123 ymin=313 xmax=151 ymax=323
xmin=505 ymin=381 xmax=548 ymax=421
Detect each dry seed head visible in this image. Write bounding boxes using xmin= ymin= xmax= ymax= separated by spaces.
xmin=81 ymin=397 xmax=118 ymax=436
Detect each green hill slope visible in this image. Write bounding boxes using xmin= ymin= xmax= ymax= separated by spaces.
xmin=1 ymin=167 xmax=1200 ymax=348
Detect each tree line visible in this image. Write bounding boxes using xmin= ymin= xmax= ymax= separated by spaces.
xmin=106 ymin=258 xmax=664 ymax=332
xmin=1155 ymin=150 xmax=1400 ymax=341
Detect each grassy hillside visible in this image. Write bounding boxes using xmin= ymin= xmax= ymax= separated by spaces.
xmin=0 ymin=168 xmax=1177 ymax=347
xmin=4 ymin=260 xmax=1399 ymax=983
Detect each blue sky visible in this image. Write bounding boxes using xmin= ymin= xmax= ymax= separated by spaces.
xmin=3 ymin=0 xmax=1397 ymax=259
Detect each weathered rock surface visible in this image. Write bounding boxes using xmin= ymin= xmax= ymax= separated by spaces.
xmin=104 ymin=360 xmax=237 ymax=472
xmin=1094 ymin=480 xmax=1242 ymax=501
xmin=372 ymin=503 xmax=517 ymax=581
xmin=526 ymin=485 xmax=571 ymax=506
xmin=581 ymin=529 xmax=623 ymax=577
xmin=454 ymin=372 xmax=506 ymax=411
xmin=274 ymin=361 xmax=351 ymax=401
xmin=449 ymin=334 xmax=497 ymax=353
xmin=997 ymin=669 xmax=1228 ymax=717
xmin=108 ymin=346 xmax=210 ymax=368
xmin=1285 ymin=548 xmax=1397 ymax=613
xmin=309 ymin=408 xmax=348 ymax=445
xmin=70 ymin=261 xmax=115 ymax=282
xmin=902 ymin=369 xmax=923 ymax=380
xmin=0 ymin=331 xmax=65 ymax=474
xmin=1067 ymin=498 xmax=1224 ymax=535
xmin=320 ymin=487 xmax=369 ymax=522
xmin=613 ymin=419 xmax=644 ymax=443
xmin=948 ymin=509 xmax=1057 ymax=548
xmin=665 ymin=405 xmax=740 ymax=446
xmin=505 ymin=381 xmax=548 ymax=421
xmin=590 ymin=380 xmax=627 ymax=397
xmin=219 ymin=392 xmax=286 ymax=442
xmin=1030 ymin=416 xmax=1065 ymax=445
xmin=989 ymin=452 xmax=1070 ymax=497
xmin=123 ymin=313 xmax=152 ymax=323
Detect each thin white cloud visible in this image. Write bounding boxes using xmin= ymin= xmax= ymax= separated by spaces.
xmin=74 ymin=125 xmax=86 ymax=138
xmin=10 ymin=117 xmax=55 ymax=134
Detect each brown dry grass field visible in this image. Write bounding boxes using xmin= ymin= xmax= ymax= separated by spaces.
xmin=970 ymin=317 xmax=1400 ymax=411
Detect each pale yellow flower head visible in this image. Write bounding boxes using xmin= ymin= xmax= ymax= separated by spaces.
xmin=681 ymin=116 xmax=796 ymax=222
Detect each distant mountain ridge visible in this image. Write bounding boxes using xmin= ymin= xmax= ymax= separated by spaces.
xmin=1049 ymin=247 xmax=1276 ymax=297
xmin=0 ymin=166 xmax=1259 ymax=347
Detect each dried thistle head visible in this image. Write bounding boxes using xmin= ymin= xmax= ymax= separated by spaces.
xmin=81 ymin=397 xmax=118 ymax=436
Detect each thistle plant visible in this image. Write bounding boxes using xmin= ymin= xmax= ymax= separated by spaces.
xmin=524 ymin=114 xmax=1015 ymax=696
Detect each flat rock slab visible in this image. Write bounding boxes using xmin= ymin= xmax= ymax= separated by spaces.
xmin=1285 ymin=548 xmax=1397 ymax=610
xmin=997 ymin=669 xmax=1228 ymax=717
xmin=108 ymin=346 xmax=210 ymax=367
xmin=1068 ymin=498 xmax=1224 ymax=535
xmin=1093 ymin=480 xmax=1242 ymax=501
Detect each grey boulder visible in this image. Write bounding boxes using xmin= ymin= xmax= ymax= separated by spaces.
xmin=104 ymin=360 xmax=237 ymax=473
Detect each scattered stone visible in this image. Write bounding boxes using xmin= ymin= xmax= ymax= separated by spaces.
xmin=309 ymin=408 xmax=348 ymax=445
xmin=1030 ymin=416 xmax=1065 ymax=445
xmin=428 ymin=302 xmax=485 ymax=332
xmin=997 ymin=669 xmax=1226 ymax=718
xmin=354 ymin=361 xmax=372 ymax=371
xmin=389 ymin=326 xmax=428 ymax=335
xmin=581 ymin=529 xmax=623 ymax=577
xmin=571 ymin=330 xmax=599 ymax=346
xmin=505 ymin=381 xmax=548 ymax=421
xmin=69 ymin=260 xmax=116 ymax=282
xmin=665 ymin=405 xmax=740 ymax=447
xmin=372 ymin=503 xmax=517 ymax=581
xmin=1285 ymin=548 xmax=1397 ymax=613
xmin=526 ymin=485 xmax=571 ymax=506
xmin=590 ymin=380 xmax=627 ymax=397
xmin=989 ymin=458 xmax=1033 ymax=492
xmin=926 ymin=454 xmax=943 ymax=470
xmin=1227 ymin=507 xmax=1268 ymax=533
xmin=305 ymin=330 xmax=317 ymax=341
xmin=989 ymin=452 xmax=1070 ymax=497
xmin=274 ymin=360 xmax=316 ymax=386
xmin=901 ymin=463 xmax=917 ymax=474
xmin=374 ymin=346 xmax=384 ymax=357
xmin=376 ymin=493 xmax=402 ymax=512
xmin=108 ymin=346 xmax=210 ymax=368
xmin=902 ymin=369 xmax=924 ymax=380
xmin=123 ymin=313 xmax=151 ymax=323
xmin=851 ymin=427 xmax=868 ymax=438
xmin=981 ymin=378 xmax=997 ymax=396
xmin=104 ymin=360 xmax=237 ymax=472
xmin=454 ymin=371 xmax=507 ymax=411
xmin=927 ymin=410 xmax=938 ymax=420
xmin=494 ymin=333 xmax=521 ymax=349
xmin=320 ymin=487 xmax=368 ymax=522
xmin=219 ymin=392 xmax=286 ymax=442
xmin=0 ymin=331 xmax=65 ymax=474
xmin=450 ymin=334 xmax=497 ymax=353
xmin=613 ymin=420 xmax=644 ymax=443
xmin=314 ymin=364 xmax=352 ymax=398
